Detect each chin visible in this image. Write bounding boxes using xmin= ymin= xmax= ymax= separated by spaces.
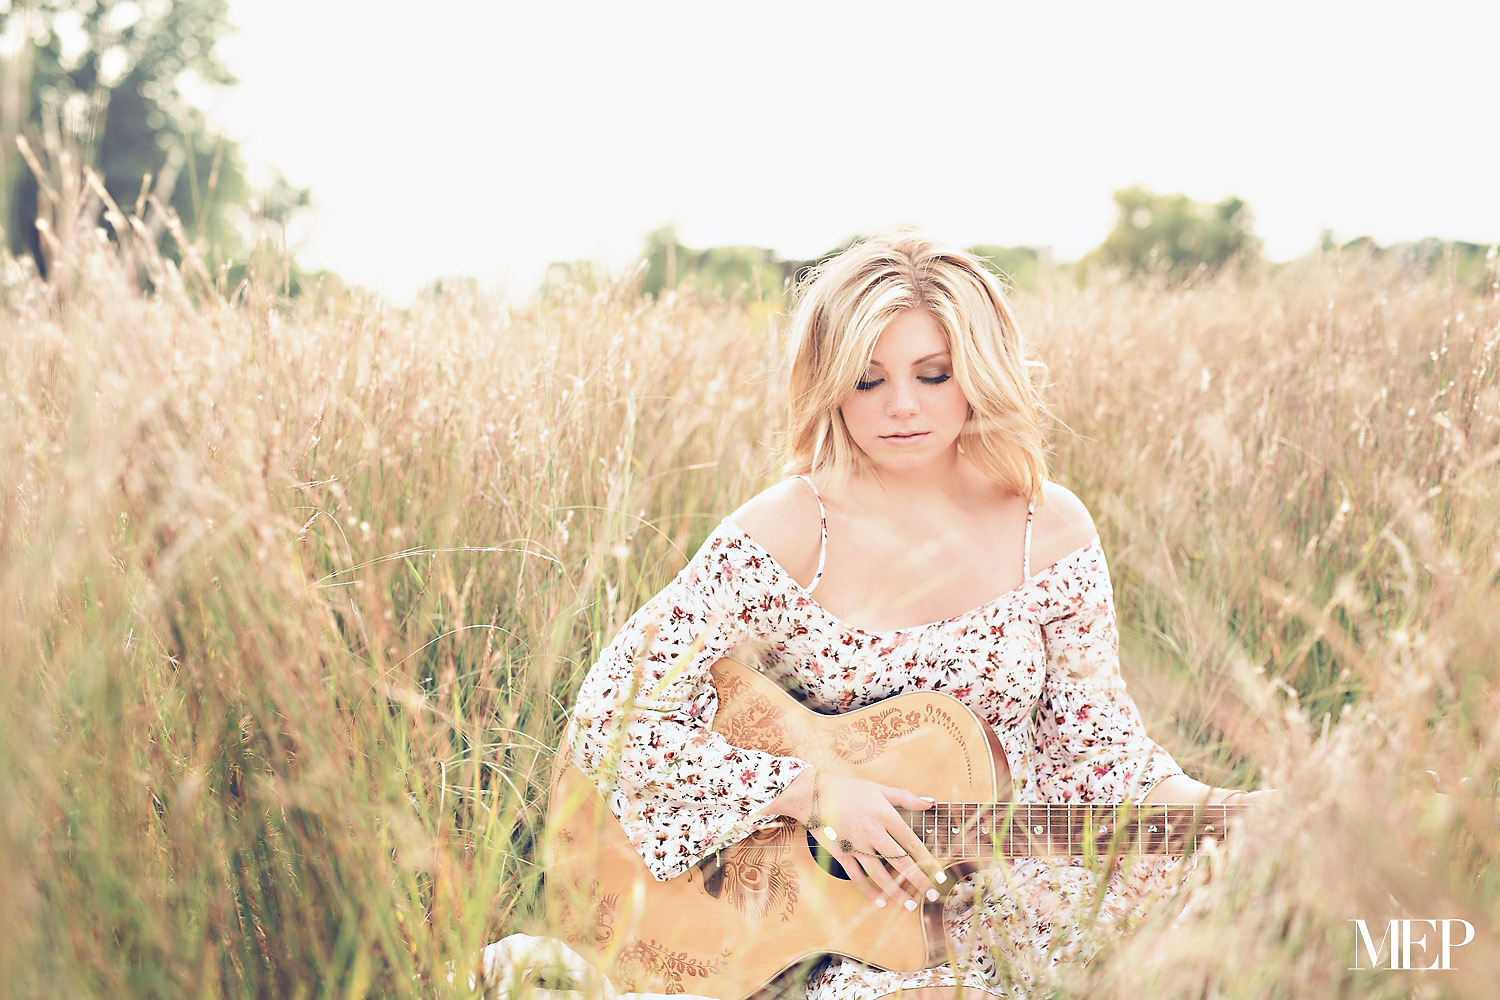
xmin=867 ymin=445 xmax=959 ymax=473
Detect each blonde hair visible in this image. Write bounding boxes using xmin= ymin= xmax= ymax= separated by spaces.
xmin=782 ymin=234 xmax=1048 ymax=499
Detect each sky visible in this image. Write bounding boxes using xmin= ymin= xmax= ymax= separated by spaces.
xmin=211 ymin=0 xmax=1500 ymax=303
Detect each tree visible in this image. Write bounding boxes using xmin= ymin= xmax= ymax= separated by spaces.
xmin=1 ymin=0 xmax=288 ymax=274
xmin=1093 ymin=185 xmax=1260 ymax=277
xmin=1314 ymin=230 xmax=1494 ymax=292
xmin=966 ymin=244 xmax=1049 ymax=292
xmin=637 ymin=225 xmax=803 ymax=300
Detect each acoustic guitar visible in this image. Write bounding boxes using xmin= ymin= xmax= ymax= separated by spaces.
xmin=544 ymin=657 xmax=1241 ymax=999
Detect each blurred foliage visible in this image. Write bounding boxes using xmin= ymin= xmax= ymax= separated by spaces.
xmin=1318 ymin=230 xmax=1494 ymax=291
xmin=1090 ymin=185 xmax=1261 ymax=278
xmin=635 ymin=224 xmax=806 ymax=301
xmin=612 ymin=213 xmax=1494 ymax=306
xmin=967 ymin=244 xmax=1051 ymax=292
xmin=629 ymin=228 xmax=1057 ymax=301
xmin=0 ymin=0 xmax=306 ymax=277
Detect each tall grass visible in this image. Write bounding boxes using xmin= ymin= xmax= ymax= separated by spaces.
xmin=2 ymin=203 xmax=1496 ymax=998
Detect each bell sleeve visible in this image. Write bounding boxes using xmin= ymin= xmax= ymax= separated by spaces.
xmin=565 ymin=521 xmax=811 ymax=881
xmin=1029 ymin=539 xmax=1184 ymax=803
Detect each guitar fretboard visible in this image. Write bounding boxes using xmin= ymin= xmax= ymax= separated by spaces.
xmin=896 ymin=803 xmax=1241 ymax=858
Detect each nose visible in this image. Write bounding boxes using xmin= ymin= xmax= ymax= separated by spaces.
xmin=886 ymin=379 xmax=919 ymax=417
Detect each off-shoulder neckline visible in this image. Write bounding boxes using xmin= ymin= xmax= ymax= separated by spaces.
xmin=717 ymin=517 xmax=1102 ymax=638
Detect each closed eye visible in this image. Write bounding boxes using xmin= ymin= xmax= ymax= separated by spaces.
xmin=855 ymin=374 xmax=951 ymax=391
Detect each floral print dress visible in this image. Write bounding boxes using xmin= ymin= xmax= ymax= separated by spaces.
xmin=567 ymin=477 xmax=1189 ymax=998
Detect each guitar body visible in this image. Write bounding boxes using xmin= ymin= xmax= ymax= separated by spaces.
xmin=544 ymin=658 xmax=1010 ymax=999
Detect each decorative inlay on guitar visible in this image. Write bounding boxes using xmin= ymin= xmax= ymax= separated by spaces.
xmin=545 ymin=658 xmax=1245 ymax=1000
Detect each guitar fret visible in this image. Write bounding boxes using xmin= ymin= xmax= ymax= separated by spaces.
xmin=900 ymin=800 xmax=1238 ymax=863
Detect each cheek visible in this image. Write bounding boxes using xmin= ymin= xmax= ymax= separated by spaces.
xmin=939 ymin=384 xmax=970 ymax=420
xmin=838 ymin=396 xmax=877 ymax=434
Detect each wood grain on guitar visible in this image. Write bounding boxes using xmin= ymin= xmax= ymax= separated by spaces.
xmin=544 ymin=658 xmax=1241 ymax=1000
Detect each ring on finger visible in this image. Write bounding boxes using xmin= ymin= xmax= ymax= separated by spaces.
xmin=837 ymin=839 xmax=911 ymax=862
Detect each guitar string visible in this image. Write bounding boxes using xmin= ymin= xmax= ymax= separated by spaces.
xmin=904 ymin=802 xmax=1239 ymax=858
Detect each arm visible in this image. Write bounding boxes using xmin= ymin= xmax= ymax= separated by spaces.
xmin=1029 ymin=487 xmax=1186 ymax=803
xmin=567 ymin=523 xmax=809 ymax=881
xmin=1143 ymin=773 xmax=1245 ymax=805
xmin=1033 ymin=545 xmax=1266 ymax=807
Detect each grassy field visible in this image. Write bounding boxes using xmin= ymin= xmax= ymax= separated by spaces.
xmin=2 ymin=220 xmax=1497 ymax=998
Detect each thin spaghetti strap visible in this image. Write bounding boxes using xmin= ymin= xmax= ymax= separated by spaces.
xmin=795 ymin=474 xmax=828 ymax=592
xmin=1023 ymin=500 xmax=1035 ymax=579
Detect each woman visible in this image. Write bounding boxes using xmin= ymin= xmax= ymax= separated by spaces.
xmin=567 ymin=235 xmax=1255 ymax=998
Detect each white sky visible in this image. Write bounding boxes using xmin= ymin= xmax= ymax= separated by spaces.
xmin=212 ymin=0 xmax=1500 ymax=303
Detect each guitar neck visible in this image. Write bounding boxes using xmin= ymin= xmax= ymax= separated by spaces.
xmin=898 ymin=802 xmax=1241 ymax=858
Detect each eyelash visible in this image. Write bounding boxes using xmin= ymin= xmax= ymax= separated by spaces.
xmin=854 ymin=374 xmax=951 ymax=391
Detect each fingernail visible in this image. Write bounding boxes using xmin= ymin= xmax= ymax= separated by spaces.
xmin=935 ymin=871 xmax=946 ymax=884
xmin=921 ymin=797 xmax=937 ymax=804
xmin=904 ymin=898 xmax=917 ymax=911
xmin=874 ymin=897 xmax=887 ymax=908
xmin=926 ymin=888 xmax=940 ymax=902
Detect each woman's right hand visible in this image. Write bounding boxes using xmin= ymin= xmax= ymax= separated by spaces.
xmin=769 ymin=769 xmax=944 ymax=907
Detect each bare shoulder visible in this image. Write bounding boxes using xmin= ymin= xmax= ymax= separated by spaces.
xmin=726 ymin=477 xmax=823 ymax=588
xmin=1030 ymin=481 xmax=1099 ymax=571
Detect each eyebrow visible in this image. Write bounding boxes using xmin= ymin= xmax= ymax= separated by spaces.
xmin=866 ymin=351 xmax=951 ymax=369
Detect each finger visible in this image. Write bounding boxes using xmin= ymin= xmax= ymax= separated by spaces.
xmin=870 ymin=831 xmax=931 ymax=896
xmin=888 ymin=820 xmax=943 ymax=887
xmin=854 ymin=852 xmax=908 ymax=906
xmin=880 ymin=785 xmax=938 ymax=812
xmin=839 ymin=857 xmax=881 ymax=903
xmin=820 ymin=836 xmax=879 ymax=903
xmin=886 ymin=852 xmax=937 ymax=899
xmin=879 ymin=786 xmax=943 ymax=881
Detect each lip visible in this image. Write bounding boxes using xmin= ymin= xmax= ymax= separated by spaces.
xmin=879 ymin=432 xmax=929 ymax=443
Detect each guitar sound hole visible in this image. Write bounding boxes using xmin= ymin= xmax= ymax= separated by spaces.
xmin=806 ymin=829 xmax=853 ymax=880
